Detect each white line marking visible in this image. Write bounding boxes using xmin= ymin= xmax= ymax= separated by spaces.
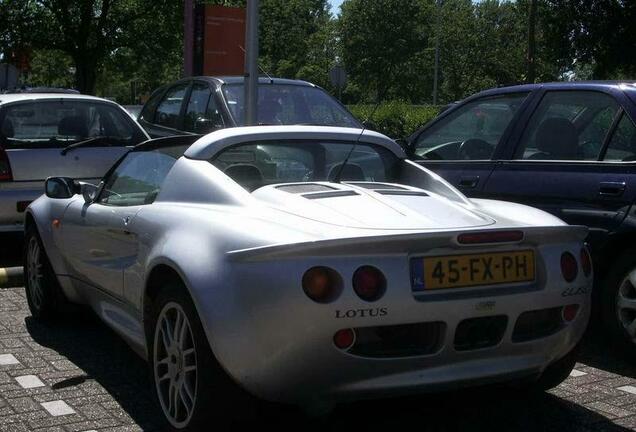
xmin=41 ymin=400 xmax=76 ymax=416
xmin=15 ymin=375 xmax=45 ymax=389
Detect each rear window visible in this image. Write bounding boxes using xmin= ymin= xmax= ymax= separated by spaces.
xmin=0 ymin=100 xmax=144 ymax=149
xmin=222 ymin=84 xmax=361 ymax=128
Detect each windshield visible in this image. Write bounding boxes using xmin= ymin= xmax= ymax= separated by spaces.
xmin=222 ymin=83 xmax=361 ymax=128
xmin=210 ymin=140 xmax=399 ymax=191
xmin=0 ymin=100 xmax=145 ymax=149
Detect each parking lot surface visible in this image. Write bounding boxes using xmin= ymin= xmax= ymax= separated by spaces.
xmin=1 ymin=238 xmax=636 ymax=431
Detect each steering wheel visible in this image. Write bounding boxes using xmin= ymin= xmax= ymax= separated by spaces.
xmin=458 ymin=139 xmax=493 ymax=160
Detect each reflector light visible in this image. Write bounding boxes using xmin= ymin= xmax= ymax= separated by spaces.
xmin=0 ymin=146 xmax=12 ymax=181
xmin=580 ymin=248 xmax=592 ymax=277
xmin=560 ymin=252 xmax=578 ymax=282
xmin=562 ymin=304 xmax=579 ymax=322
xmin=457 ymin=231 xmax=524 ymax=244
xmin=302 ymin=266 xmax=340 ymax=303
xmin=333 ymin=328 xmax=355 ymax=350
xmin=352 ymin=266 xmax=386 ymax=302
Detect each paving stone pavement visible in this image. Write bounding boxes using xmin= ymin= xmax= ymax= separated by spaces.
xmin=2 ymin=284 xmax=636 ymax=431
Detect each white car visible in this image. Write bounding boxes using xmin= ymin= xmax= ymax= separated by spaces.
xmin=0 ymin=93 xmax=149 ymax=233
xmin=25 ymin=126 xmax=591 ymax=430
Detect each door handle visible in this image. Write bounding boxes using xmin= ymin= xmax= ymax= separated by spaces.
xmin=598 ymin=181 xmax=626 ymax=197
xmin=459 ymin=176 xmax=480 ymax=189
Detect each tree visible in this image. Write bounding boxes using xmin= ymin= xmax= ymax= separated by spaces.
xmin=339 ymin=0 xmax=429 ymax=103
xmin=2 ymin=0 xmax=181 ymax=94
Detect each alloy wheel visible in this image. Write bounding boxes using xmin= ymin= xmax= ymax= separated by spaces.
xmin=154 ymin=301 xmax=198 ymax=429
xmin=26 ymin=236 xmax=44 ymax=311
xmin=616 ymin=267 xmax=636 ymax=340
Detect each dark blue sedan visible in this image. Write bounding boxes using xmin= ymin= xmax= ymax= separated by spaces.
xmin=408 ymin=82 xmax=636 ymax=352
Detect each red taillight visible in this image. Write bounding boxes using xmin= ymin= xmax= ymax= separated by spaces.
xmin=560 ymin=252 xmax=578 ymax=282
xmin=302 ymin=266 xmax=340 ymax=303
xmin=0 ymin=146 xmax=12 ymax=181
xmin=457 ymin=230 xmax=524 ymax=245
xmin=562 ymin=304 xmax=579 ymax=322
xmin=333 ymin=328 xmax=355 ymax=350
xmin=580 ymin=248 xmax=592 ymax=277
xmin=352 ymin=266 xmax=386 ymax=302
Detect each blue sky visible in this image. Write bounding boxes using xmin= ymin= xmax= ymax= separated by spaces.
xmin=329 ymin=0 xmax=344 ymax=15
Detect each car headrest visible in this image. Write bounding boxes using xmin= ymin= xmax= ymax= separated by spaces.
xmin=328 ymin=163 xmax=365 ymax=181
xmin=535 ymin=117 xmax=579 ymax=159
xmin=1 ymin=118 xmax=14 ymax=138
xmin=224 ymin=164 xmax=264 ymax=191
xmin=58 ymin=115 xmax=88 ymax=137
xmin=259 ymin=98 xmax=282 ymax=124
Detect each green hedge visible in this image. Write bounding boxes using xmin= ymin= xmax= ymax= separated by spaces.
xmin=348 ymin=102 xmax=441 ymax=139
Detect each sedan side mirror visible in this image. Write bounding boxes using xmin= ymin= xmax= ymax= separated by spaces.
xmin=80 ymin=182 xmax=99 ymax=204
xmin=194 ymin=117 xmax=222 ymax=134
xmin=45 ymin=177 xmax=79 ymax=199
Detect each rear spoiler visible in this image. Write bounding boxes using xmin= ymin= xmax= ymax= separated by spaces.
xmin=227 ymin=225 xmax=588 ymax=262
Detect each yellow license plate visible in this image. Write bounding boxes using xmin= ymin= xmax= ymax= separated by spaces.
xmin=411 ymin=250 xmax=535 ymax=291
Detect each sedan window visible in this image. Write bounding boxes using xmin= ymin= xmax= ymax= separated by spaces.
xmin=0 ymin=100 xmax=143 ymax=149
xmin=183 ymin=83 xmax=224 ymax=133
xmin=155 ymin=83 xmax=189 ymax=129
xmin=222 ymin=84 xmax=360 ymax=128
xmin=603 ymin=113 xmax=636 ymax=161
xmin=414 ymin=93 xmax=528 ymax=160
xmin=515 ymin=91 xmax=619 ymax=161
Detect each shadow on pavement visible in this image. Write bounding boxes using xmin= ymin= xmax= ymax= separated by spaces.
xmin=0 ymin=232 xmax=23 ymax=268
xmin=23 ymin=309 xmax=634 ymax=432
xmin=578 ymin=323 xmax=636 ymax=380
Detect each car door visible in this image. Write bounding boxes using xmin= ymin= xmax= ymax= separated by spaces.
xmin=482 ymin=88 xmax=636 ymax=249
xmin=59 ymin=149 xmax=182 ymax=299
xmin=410 ymin=91 xmax=533 ymax=196
xmin=141 ymin=81 xmax=192 ymax=138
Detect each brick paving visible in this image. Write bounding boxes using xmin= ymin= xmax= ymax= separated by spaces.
xmin=2 ymin=283 xmax=636 ymax=431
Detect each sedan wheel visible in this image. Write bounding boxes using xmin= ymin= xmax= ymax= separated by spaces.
xmin=616 ymin=268 xmax=636 ymax=340
xmin=154 ymin=302 xmax=198 ymax=429
xmin=601 ymin=251 xmax=636 ymax=356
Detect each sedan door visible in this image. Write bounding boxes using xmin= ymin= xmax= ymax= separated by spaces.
xmin=482 ymin=88 xmax=636 ymax=250
xmin=410 ymin=91 xmax=532 ymax=196
xmin=139 ymin=81 xmax=191 ymax=138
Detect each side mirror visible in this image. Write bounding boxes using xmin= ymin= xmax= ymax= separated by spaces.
xmin=45 ymin=177 xmax=79 ymax=199
xmin=194 ymin=117 xmax=221 ymax=134
xmin=80 ymin=182 xmax=98 ymax=204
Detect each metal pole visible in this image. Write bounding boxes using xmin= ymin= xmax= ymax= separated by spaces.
xmin=184 ymin=0 xmax=194 ymax=77
xmin=432 ymin=0 xmax=441 ymax=105
xmin=244 ymin=0 xmax=259 ymax=126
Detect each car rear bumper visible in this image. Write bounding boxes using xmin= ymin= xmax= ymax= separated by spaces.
xmin=205 ymin=282 xmax=590 ymax=405
xmin=0 ymin=181 xmax=43 ymax=232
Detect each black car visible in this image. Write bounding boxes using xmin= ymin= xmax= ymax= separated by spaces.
xmin=407 ymin=81 xmax=636 ymax=353
xmin=138 ymin=76 xmax=361 ymax=137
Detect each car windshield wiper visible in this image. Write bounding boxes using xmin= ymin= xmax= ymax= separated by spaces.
xmin=60 ymin=136 xmax=129 ymax=155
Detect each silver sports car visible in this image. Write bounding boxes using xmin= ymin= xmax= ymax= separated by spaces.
xmin=25 ymin=126 xmax=592 ymax=430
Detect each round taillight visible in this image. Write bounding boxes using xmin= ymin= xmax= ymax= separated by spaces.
xmin=352 ymin=266 xmax=386 ymax=302
xmin=562 ymin=304 xmax=580 ymax=322
xmin=580 ymin=248 xmax=592 ymax=278
xmin=333 ymin=328 xmax=355 ymax=350
xmin=302 ymin=266 xmax=340 ymax=303
xmin=560 ymin=252 xmax=578 ymax=283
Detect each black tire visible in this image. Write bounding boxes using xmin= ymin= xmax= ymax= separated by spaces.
xmin=23 ymin=224 xmax=67 ymax=320
xmin=533 ymin=343 xmax=579 ymax=391
xmin=600 ymin=249 xmax=636 ymax=356
xmin=147 ymin=278 xmax=255 ymax=431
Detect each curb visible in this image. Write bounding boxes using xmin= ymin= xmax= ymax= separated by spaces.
xmin=0 ymin=267 xmax=24 ymax=288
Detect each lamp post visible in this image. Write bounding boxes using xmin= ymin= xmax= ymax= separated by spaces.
xmin=244 ymin=0 xmax=259 ymax=125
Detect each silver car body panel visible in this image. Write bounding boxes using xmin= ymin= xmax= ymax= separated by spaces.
xmin=0 ymin=93 xmax=149 ymax=231
xmin=26 ymin=126 xmax=592 ymax=405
